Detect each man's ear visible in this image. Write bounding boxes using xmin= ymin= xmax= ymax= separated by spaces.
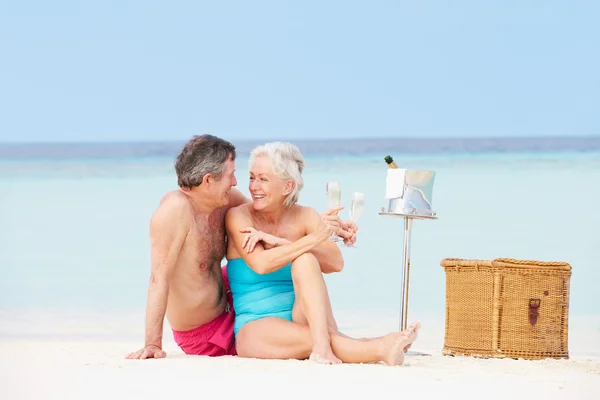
xmin=201 ymin=173 xmax=212 ymax=185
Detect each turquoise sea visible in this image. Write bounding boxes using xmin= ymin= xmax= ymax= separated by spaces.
xmin=1 ymin=137 xmax=599 ymax=354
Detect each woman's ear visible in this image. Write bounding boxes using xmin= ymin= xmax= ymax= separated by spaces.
xmin=283 ymin=180 xmax=295 ymax=196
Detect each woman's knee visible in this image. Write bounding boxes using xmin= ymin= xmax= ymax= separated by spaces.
xmin=291 ymin=254 xmax=322 ymax=281
xmin=235 ymin=325 xmax=267 ymax=358
xmin=235 ymin=319 xmax=314 ymax=360
xmin=234 ymin=329 xmax=253 ymax=357
xmin=291 ymin=252 xmax=320 ymax=271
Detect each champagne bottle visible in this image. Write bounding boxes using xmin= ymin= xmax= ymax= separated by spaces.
xmin=384 ymin=155 xmax=398 ymax=169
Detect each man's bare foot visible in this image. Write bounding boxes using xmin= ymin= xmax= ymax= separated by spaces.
xmin=309 ymin=342 xmax=342 ymax=365
xmin=380 ymin=321 xmax=421 ymax=366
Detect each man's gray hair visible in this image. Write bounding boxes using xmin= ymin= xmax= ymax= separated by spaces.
xmin=249 ymin=142 xmax=305 ymax=207
xmin=174 ymin=134 xmax=236 ymax=189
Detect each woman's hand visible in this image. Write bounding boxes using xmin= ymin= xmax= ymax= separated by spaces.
xmin=314 ymin=206 xmax=344 ymax=242
xmin=239 ymin=227 xmax=289 ymax=253
xmin=340 ymin=220 xmax=358 ymax=246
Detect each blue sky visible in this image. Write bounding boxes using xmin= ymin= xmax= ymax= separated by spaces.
xmin=1 ymin=1 xmax=598 ymax=143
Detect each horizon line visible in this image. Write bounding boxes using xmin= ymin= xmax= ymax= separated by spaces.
xmin=1 ymin=134 xmax=599 ymax=146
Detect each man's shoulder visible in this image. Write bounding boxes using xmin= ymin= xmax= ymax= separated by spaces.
xmin=152 ymin=191 xmax=194 ymax=223
xmin=149 ymin=191 xmax=192 ymax=243
xmin=227 ymin=188 xmax=250 ymax=208
xmin=158 ymin=190 xmax=193 ymax=209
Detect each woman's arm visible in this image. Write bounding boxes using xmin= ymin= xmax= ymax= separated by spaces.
xmin=239 ymin=227 xmax=290 ymax=252
xmin=225 ymin=206 xmax=330 ymax=275
xmin=302 ymin=207 xmax=344 ymax=273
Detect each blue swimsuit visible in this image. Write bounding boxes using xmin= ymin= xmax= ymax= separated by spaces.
xmin=226 ymin=258 xmax=295 ymax=336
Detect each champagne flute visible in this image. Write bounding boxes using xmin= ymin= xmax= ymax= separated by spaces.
xmin=346 ymin=191 xmax=365 ymax=247
xmin=325 ymin=181 xmax=342 ymax=241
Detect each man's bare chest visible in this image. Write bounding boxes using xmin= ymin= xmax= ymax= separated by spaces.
xmin=189 ymin=214 xmax=227 ymax=264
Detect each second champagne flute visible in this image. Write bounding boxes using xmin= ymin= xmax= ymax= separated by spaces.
xmin=346 ymin=191 xmax=365 ymax=247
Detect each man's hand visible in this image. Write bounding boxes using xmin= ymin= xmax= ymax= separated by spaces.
xmin=240 ymin=227 xmax=289 ymax=252
xmin=126 ymin=344 xmax=166 ymax=360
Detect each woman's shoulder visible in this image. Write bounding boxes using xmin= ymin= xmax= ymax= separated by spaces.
xmin=225 ymin=202 xmax=252 ymax=221
xmin=290 ymin=204 xmax=319 ymax=219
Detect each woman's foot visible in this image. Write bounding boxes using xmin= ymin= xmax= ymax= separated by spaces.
xmin=309 ymin=341 xmax=342 ymax=365
xmin=380 ymin=321 xmax=421 ymax=366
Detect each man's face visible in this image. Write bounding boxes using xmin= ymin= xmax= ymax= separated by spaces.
xmin=212 ymin=158 xmax=237 ymax=206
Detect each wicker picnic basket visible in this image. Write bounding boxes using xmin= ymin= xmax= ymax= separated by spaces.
xmin=440 ymin=258 xmax=571 ymax=360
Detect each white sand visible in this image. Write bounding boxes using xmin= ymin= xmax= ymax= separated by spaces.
xmin=1 ymin=311 xmax=599 ymax=399
xmin=1 ymin=339 xmax=599 ymax=400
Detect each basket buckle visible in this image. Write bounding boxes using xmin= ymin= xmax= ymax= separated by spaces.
xmin=528 ymin=298 xmax=541 ymax=325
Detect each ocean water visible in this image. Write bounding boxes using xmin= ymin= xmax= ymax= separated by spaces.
xmin=1 ymin=137 xmax=599 ymax=351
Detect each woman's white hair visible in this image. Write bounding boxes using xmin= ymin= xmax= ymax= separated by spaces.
xmin=249 ymin=141 xmax=305 ymax=207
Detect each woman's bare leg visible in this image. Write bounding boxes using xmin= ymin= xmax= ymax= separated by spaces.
xmin=290 ymin=253 xmax=340 ymax=364
xmin=235 ymin=251 xmax=420 ymax=364
xmin=289 ymin=252 xmax=419 ymax=364
xmin=290 ymin=270 xmax=337 ymax=332
xmin=290 ymin=272 xmax=367 ymax=342
xmin=235 ymin=317 xmax=420 ymax=366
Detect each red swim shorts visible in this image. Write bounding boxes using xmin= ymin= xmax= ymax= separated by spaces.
xmin=171 ymin=266 xmax=237 ymax=356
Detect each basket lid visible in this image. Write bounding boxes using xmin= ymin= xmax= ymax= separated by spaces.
xmin=440 ymin=257 xmax=571 ymax=271
xmin=440 ymin=258 xmax=494 ymax=268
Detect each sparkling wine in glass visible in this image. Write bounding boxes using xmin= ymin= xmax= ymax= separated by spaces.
xmin=325 ymin=181 xmax=342 ymax=241
xmin=346 ymin=192 xmax=365 ymax=247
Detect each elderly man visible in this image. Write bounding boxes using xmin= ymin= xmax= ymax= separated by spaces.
xmin=126 ymin=135 xmax=356 ymax=359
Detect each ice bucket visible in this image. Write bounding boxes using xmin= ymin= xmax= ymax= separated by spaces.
xmin=384 ymin=169 xmax=437 ymax=217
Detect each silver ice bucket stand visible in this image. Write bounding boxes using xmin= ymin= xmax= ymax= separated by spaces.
xmin=379 ymin=168 xmax=438 ymax=355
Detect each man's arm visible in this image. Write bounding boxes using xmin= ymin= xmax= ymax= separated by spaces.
xmin=126 ymin=194 xmax=191 ymax=359
xmin=304 ymin=207 xmax=345 ymax=274
xmin=225 ymin=206 xmax=332 ymax=275
xmin=228 ymin=188 xmax=251 ymax=208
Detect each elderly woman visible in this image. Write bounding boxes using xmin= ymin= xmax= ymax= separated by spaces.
xmin=224 ymin=141 xmax=420 ymax=365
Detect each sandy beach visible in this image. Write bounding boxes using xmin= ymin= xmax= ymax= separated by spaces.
xmin=2 ymin=340 xmax=599 ymax=400
xmin=2 ymin=313 xmax=599 ymax=400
